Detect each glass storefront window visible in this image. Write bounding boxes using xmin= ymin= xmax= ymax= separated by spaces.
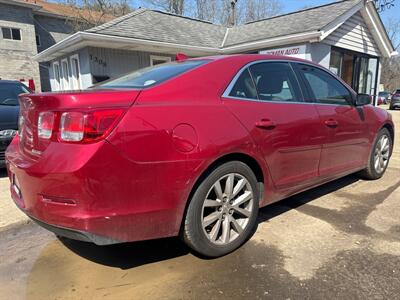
xmin=357 ymin=57 xmax=369 ymax=94
xmin=342 ymin=53 xmax=354 ymax=88
xmin=367 ymin=58 xmax=378 ymax=96
xmin=329 ymin=47 xmax=379 ymax=102
xmin=329 ymin=50 xmax=342 ymax=76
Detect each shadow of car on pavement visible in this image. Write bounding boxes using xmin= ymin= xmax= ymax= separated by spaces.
xmin=58 ymin=174 xmax=361 ymax=269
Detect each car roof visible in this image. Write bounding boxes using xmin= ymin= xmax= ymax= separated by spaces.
xmin=0 ymin=80 xmax=24 ymax=84
xmin=192 ymin=54 xmax=318 ymax=65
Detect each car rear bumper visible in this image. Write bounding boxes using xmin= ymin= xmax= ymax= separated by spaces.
xmin=391 ymin=100 xmax=400 ymax=107
xmin=28 ymin=214 xmax=120 ymax=245
xmin=5 ymin=135 xmax=197 ymax=244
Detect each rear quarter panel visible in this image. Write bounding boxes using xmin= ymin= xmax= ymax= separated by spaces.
xmin=106 ymin=58 xmax=277 ymax=232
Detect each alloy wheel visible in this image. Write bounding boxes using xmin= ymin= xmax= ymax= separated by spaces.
xmin=374 ymin=134 xmax=390 ymax=174
xmin=201 ymin=173 xmax=254 ymax=245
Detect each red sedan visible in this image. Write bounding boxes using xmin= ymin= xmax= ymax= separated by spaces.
xmin=6 ymin=55 xmax=394 ymax=257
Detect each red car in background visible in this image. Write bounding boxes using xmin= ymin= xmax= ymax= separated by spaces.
xmin=6 ymin=55 xmax=394 ymax=257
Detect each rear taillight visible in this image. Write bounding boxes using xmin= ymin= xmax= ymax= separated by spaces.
xmin=38 ymin=111 xmax=55 ymax=139
xmin=59 ymin=109 xmax=125 ymax=143
xmin=60 ymin=112 xmax=85 ymax=142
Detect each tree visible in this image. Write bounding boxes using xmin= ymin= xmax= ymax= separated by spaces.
xmin=142 ymin=0 xmax=186 ymax=15
xmin=374 ymin=0 xmax=396 ymax=12
xmin=62 ymin=0 xmax=132 ymax=31
xmin=195 ymin=0 xmax=219 ymax=22
xmin=385 ymin=17 xmax=400 ymax=51
xmin=239 ymin=0 xmax=282 ymax=23
xmin=380 ymin=15 xmax=400 ymax=91
xmin=192 ymin=0 xmax=282 ymax=25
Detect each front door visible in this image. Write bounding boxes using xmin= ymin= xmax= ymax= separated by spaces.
xmin=294 ymin=63 xmax=369 ymax=177
xmin=222 ymin=62 xmax=325 ymax=192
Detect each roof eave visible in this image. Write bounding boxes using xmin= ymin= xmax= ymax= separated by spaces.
xmin=222 ymin=31 xmax=322 ymax=54
xmin=0 ymin=0 xmax=41 ymax=10
xmin=34 ymin=32 xmax=85 ymax=62
xmin=33 ymin=10 xmax=71 ymax=20
xmin=361 ymin=1 xmax=395 ymax=57
xmin=34 ymin=30 xmax=324 ymax=62
xmin=33 ymin=32 xmax=221 ymax=62
xmin=319 ymin=0 xmax=364 ymax=40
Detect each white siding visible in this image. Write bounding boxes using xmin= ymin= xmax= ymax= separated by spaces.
xmin=87 ymin=47 xmax=175 ymax=79
xmin=306 ymin=43 xmax=332 ymax=68
xmin=49 ymin=48 xmax=92 ymax=91
xmin=323 ymin=12 xmax=380 ymax=56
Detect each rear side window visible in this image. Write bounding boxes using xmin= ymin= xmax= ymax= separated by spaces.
xmin=248 ymin=62 xmax=302 ymax=102
xmin=0 ymin=82 xmax=30 ymax=106
xmin=297 ymin=64 xmax=352 ymax=105
xmin=228 ymin=69 xmax=258 ymax=100
xmin=97 ymin=60 xmax=209 ymax=89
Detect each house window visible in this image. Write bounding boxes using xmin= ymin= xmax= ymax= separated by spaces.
xmin=150 ymin=55 xmax=171 ymax=66
xmin=53 ymin=62 xmax=61 ymax=91
xmin=61 ymin=59 xmax=70 ymax=90
xmin=1 ymin=27 xmax=21 ymax=40
xmin=70 ymin=54 xmax=82 ymax=90
xmin=36 ymin=34 xmax=41 ymax=46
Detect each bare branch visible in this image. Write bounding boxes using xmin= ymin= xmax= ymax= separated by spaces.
xmin=62 ymin=0 xmax=132 ymax=31
xmin=385 ymin=17 xmax=400 ymax=51
xmin=142 ymin=0 xmax=185 ymax=15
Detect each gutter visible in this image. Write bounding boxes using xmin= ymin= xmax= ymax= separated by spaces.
xmin=222 ymin=31 xmax=322 ymax=54
xmin=34 ymin=31 xmax=220 ymax=62
xmin=34 ymin=30 xmax=323 ymax=62
xmin=34 ymin=32 xmax=83 ymax=62
xmin=0 ymin=0 xmax=40 ymax=10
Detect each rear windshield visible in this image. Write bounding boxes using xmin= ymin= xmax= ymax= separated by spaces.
xmin=97 ymin=60 xmax=209 ymax=89
xmin=0 ymin=82 xmax=30 ymax=106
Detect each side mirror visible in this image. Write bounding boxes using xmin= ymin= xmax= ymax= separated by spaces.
xmin=355 ymin=94 xmax=372 ymax=106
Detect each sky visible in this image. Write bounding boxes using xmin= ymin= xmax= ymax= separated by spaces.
xmin=132 ymin=0 xmax=399 ymax=24
xmin=282 ymin=0 xmax=398 ymax=23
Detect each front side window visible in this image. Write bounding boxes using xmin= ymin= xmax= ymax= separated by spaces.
xmin=98 ymin=60 xmax=209 ymax=89
xmin=297 ymin=64 xmax=352 ymax=105
xmin=1 ymin=27 xmax=21 ymax=40
xmin=228 ymin=68 xmax=258 ymax=100
xmin=248 ymin=62 xmax=302 ymax=102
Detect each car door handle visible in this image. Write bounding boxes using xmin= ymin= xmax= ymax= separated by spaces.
xmin=324 ymin=119 xmax=338 ymax=128
xmin=255 ymin=119 xmax=276 ymax=130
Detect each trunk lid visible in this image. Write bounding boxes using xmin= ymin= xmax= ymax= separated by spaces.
xmin=18 ymin=89 xmax=140 ymax=160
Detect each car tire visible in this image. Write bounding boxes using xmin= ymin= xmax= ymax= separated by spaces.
xmin=359 ymin=128 xmax=392 ymax=180
xmin=182 ymin=161 xmax=259 ymax=257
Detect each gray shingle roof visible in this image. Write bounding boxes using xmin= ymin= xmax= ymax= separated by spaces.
xmin=224 ymin=0 xmax=361 ymax=47
xmin=86 ymin=9 xmax=227 ymax=48
xmin=86 ymin=0 xmax=362 ymax=49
